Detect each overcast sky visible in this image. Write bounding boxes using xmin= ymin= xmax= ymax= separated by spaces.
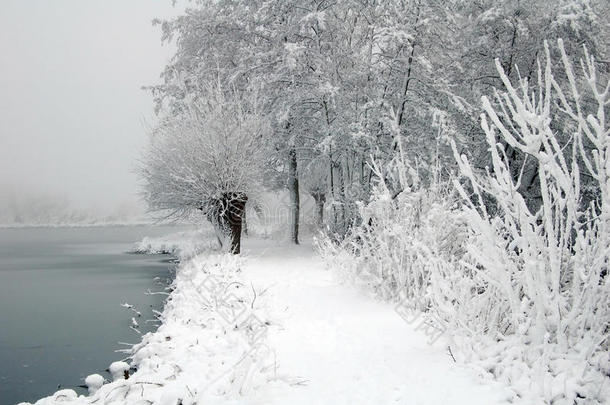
xmin=0 ymin=0 xmax=182 ymax=215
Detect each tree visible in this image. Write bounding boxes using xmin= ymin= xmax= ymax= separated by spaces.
xmin=301 ymin=156 xmax=329 ymax=229
xmin=139 ymin=85 xmax=269 ymax=254
xmin=148 ymin=0 xmax=609 ymax=243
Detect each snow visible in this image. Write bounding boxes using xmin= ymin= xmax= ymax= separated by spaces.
xmin=130 ymin=227 xmax=219 ymax=258
xmin=240 ymin=239 xmax=518 ymax=404
xmin=24 ymin=235 xmax=525 ymax=405
xmin=108 ymin=361 xmax=130 ymax=381
xmin=84 ymin=374 xmax=104 ymax=395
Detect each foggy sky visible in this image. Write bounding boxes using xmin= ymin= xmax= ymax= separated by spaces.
xmin=0 ymin=0 xmax=181 ymax=215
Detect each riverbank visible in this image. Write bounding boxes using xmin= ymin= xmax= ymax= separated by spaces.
xmin=24 ymin=233 xmax=530 ymax=405
xmin=23 ymin=236 xmax=275 ymax=405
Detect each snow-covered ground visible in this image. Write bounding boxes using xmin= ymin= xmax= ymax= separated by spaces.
xmin=23 ymin=233 xmax=528 ymax=405
xmin=239 ymin=239 xmax=519 ymax=404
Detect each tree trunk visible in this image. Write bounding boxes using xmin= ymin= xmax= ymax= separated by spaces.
xmin=338 ymin=161 xmax=346 ymax=235
xmin=220 ymin=193 xmax=247 ymax=254
xmin=288 ymin=148 xmax=300 ymax=244
xmin=312 ymin=192 xmax=326 ymax=229
xmin=329 ymin=146 xmax=336 ymax=231
xmin=242 ymin=209 xmax=248 ymax=236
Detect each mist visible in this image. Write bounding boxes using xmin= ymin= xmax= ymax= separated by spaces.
xmin=0 ymin=0 xmax=181 ymax=223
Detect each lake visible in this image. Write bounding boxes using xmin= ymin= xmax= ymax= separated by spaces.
xmin=0 ymin=225 xmax=187 ymax=405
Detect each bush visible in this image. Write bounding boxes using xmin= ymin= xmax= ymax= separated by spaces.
xmin=320 ymin=40 xmax=609 ymax=404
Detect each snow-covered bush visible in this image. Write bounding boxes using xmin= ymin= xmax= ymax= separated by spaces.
xmin=318 ymin=145 xmax=466 ymax=305
xmin=450 ymin=40 xmax=609 ymax=403
xmin=321 ymin=40 xmax=609 ymax=404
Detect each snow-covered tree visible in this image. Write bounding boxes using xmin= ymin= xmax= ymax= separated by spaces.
xmin=147 ymin=0 xmax=609 ymax=244
xmin=140 ymin=85 xmax=269 ymax=253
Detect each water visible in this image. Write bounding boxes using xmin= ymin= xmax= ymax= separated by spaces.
xmin=0 ymin=225 xmax=187 ymax=405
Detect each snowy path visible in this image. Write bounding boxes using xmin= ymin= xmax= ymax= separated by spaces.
xmin=242 ymin=240 xmax=515 ymax=405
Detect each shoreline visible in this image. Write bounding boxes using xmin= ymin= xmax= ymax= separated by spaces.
xmin=23 ymin=236 xmax=271 ymax=405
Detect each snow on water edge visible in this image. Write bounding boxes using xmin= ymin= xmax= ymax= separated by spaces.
xmin=21 ymin=252 xmax=278 ymax=405
xmin=129 ymin=227 xmax=220 ymax=260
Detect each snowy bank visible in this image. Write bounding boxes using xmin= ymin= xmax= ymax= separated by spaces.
xmin=23 ymin=235 xmax=569 ymax=405
xmin=0 ymin=221 xmax=154 ymax=229
xmin=130 ymin=227 xmax=219 ymax=259
xmin=23 ymin=251 xmax=274 ymax=405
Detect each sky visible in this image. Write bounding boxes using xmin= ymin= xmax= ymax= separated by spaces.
xmin=0 ymin=0 xmax=183 ymax=217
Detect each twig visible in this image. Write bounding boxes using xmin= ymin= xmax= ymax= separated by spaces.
xmin=258 ymin=284 xmax=274 ymax=297
xmin=131 ymin=381 xmax=164 ymax=386
xmin=250 ymin=283 xmax=257 ymax=309
xmin=223 ymin=281 xmax=245 ymax=294
xmin=447 ymin=345 xmax=456 ymax=363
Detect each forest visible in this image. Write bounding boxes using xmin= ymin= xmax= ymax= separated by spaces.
xmin=138 ymin=1 xmax=610 ymax=403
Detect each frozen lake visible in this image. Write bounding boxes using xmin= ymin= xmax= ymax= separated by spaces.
xmin=0 ymin=225 xmax=186 ymax=405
